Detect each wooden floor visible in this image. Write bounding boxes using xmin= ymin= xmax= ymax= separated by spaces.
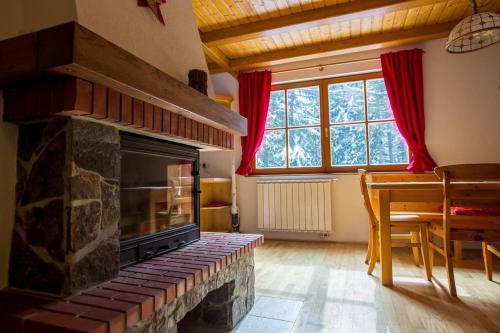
xmin=180 ymin=240 xmax=500 ymax=333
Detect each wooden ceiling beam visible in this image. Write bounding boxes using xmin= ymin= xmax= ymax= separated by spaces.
xmin=201 ymin=0 xmax=444 ymax=46
xmin=207 ymin=63 xmax=228 ymax=75
xmin=202 ymin=44 xmax=237 ymax=77
xmin=229 ymin=21 xmax=457 ymax=71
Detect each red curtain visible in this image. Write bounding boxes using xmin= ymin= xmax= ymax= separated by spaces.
xmin=236 ymin=71 xmax=272 ymax=176
xmin=381 ymin=49 xmax=436 ymax=172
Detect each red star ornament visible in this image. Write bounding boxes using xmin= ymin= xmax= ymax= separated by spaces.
xmin=138 ymin=0 xmax=167 ymax=25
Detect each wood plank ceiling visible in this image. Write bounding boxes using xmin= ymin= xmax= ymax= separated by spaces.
xmin=192 ymin=0 xmax=500 ymax=73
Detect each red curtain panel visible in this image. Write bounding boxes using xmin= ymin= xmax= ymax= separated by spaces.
xmin=381 ymin=49 xmax=437 ymax=172
xmin=236 ymin=71 xmax=272 ymax=176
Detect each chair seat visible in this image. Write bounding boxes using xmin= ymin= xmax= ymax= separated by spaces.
xmin=429 ymin=215 xmax=500 ymax=230
xmin=392 ymin=211 xmax=443 ymax=218
xmin=389 ymin=214 xmax=427 ymax=223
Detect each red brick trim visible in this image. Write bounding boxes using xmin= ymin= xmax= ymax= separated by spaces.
xmin=2 ymin=78 xmax=235 ymax=150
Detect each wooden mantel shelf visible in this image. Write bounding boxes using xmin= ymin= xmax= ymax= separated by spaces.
xmin=0 ymin=22 xmax=246 ymax=135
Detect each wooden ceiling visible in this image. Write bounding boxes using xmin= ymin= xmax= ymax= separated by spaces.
xmin=192 ymin=0 xmax=500 ymax=74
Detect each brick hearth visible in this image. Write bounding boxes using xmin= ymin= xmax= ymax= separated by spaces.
xmin=0 ymin=232 xmax=264 ymax=333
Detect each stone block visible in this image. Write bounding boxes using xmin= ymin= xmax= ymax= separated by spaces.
xmin=71 ymin=170 xmax=101 ymax=200
xmin=8 ymin=231 xmax=65 ymax=295
xmin=20 ymin=130 xmax=68 ymax=205
xmin=101 ymin=179 xmax=120 ymax=229
xmin=70 ymin=201 xmax=102 ymax=252
xmin=17 ymin=118 xmax=68 ymax=162
xmin=72 ymin=119 xmax=120 ymax=180
xmin=70 ymin=236 xmax=120 ymax=293
xmin=22 ymin=199 xmax=65 ymax=261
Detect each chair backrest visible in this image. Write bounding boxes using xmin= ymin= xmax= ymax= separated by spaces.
xmin=434 ymin=164 xmax=500 ymax=237
xmin=434 ymin=164 xmax=500 ymax=182
xmin=358 ymin=169 xmax=378 ymax=229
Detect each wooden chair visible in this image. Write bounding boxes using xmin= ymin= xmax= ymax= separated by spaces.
xmin=358 ymin=170 xmax=432 ymax=280
xmin=483 ymin=243 xmax=499 ymax=281
xmin=431 ymin=164 xmax=500 ymax=296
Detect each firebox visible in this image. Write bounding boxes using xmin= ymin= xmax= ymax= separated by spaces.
xmin=119 ymin=132 xmax=200 ymax=267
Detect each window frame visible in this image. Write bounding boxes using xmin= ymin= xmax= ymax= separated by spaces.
xmin=252 ymin=72 xmax=409 ymax=175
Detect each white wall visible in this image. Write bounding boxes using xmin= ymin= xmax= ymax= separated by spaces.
xmin=424 ymin=41 xmax=500 ymax=165
xmin=74 ymin=0 xmax=214 ymax=95
xmin=0 ymin=0 xmax=213 ymax=95
xmin=200 ymin=74 xmax=241 ymax=179
xmin=209 ymin=39 xmax=500 ymax=243
xmin=0 ymin=0 xmax=212 ymax=288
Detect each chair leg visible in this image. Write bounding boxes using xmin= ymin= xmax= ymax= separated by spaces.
xmin=444 ymin=240 xmax=457 ymax=296
xmin=367 ymin=230 xmax=379 ymax=275
xmin=428 ymin=231 xmax=434 ymax=275
xmin=411 ymin=232 xmax=420 ymax=266
xmin=419 ymin=225 xmax=432 ymax=281
xmin=482 ymin=242 xmax=493 ymax=281
xmin=365 ymin=227 xmax=373 ymax=265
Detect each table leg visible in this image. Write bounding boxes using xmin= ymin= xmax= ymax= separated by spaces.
xmin=378 ymin=190 xmax=393 ymax=286
xmin=453 ymin=240 xmax=463 ymax=260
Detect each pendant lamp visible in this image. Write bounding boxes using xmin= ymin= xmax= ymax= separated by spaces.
xmin=446 ymin=0 xmax=500 ymax=53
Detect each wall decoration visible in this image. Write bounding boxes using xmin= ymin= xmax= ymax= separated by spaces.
xmin=138 ymin=0 xmax=167 ymax=25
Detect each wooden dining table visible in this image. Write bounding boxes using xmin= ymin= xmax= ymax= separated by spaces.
xmin=367 ymin=181 xmax=444 ymax=286
xmin=367 ymin=180 xmax=500 ymax=286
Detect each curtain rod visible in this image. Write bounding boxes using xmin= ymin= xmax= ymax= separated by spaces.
xmin=272 ymin=57 xmax=381 ymax=75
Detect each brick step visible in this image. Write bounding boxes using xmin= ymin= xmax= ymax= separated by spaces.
xmin=0 ymin=232 xmax=263 ymax=333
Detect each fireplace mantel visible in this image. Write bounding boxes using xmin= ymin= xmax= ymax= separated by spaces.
xmin=0 ymin=22 xmax=246 ymax=136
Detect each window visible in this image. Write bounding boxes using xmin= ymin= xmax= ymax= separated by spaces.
xmin=255 ymin=73 xmax=409 ymax=174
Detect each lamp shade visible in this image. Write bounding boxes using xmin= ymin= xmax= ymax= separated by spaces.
xmin=446 ymin=12 xmax=500 ymax=53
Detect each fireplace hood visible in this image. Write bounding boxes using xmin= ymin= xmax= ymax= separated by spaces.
xmin=0 ymin=21 xmax=246 ymax=137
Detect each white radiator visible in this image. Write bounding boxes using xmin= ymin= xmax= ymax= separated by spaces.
xmin=257 ymin=178 xmax=334 ymax=233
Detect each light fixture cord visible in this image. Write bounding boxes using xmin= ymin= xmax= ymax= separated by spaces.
xmin=470 ymin=0 xmax=478 ymax=14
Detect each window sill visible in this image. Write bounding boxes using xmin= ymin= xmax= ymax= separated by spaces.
xmin=252 ymin=174 xmax=339 ymax=182
xmin=246 ymin=170 xmax=434 ymax=178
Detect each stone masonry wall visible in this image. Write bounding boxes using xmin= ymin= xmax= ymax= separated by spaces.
xmin=125 ymin=251 xmax=255 ymax=333
xmin=9 ymin=118 xmax=120 ymax=296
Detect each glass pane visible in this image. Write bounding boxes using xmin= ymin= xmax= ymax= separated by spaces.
xmin=287 ymin=86 xmax=320 ymax=127
xmin=366 ymin=79 xmax=393 ymax=120
xmin=369 ymin=122 xmax=409 ymax=165
xmin=120 ymin=152 xmax=194 ymax=241
xmin=288 ymin=127 xmax=322 ymax=167
xmin=328 ymin=81 xmax=365 ymax=124
xmin=256 ymin=130 xmax=286 ymax=168
xmin=266 ymin=90 xmax=286 ymax=129
xmin=331 ymin=124 xmax=367 ymax=166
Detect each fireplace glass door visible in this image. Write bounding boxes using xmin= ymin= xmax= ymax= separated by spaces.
xmin=119 ymin=133 xmax=200 ymax=267
xmin=120 ymin=152 xmax=195 ymax=241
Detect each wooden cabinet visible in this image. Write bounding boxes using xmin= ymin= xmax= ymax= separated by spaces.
xmin=200 ymin=178 xmax=232 ymax=232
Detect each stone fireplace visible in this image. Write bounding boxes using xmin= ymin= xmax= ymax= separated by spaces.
xmin=10 ymin=117 xmax=204 ymax=296
xmin=4 ymin=116 xmax=262 ymax=333
xmin=0 ymin=21 xmax=262 ymax=333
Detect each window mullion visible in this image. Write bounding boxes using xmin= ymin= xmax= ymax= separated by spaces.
xmin=320 ymin=82 xmax=331 ymax=172
xmin=363 ymin=79 xmax=370 ymax=167
xmin=285 ymin=89 xmax=289 ymax=168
